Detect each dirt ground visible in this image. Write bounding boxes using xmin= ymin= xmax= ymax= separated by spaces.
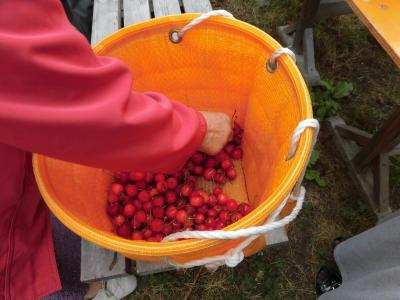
xmin=129 ymin=1 xmax=400 ymax=299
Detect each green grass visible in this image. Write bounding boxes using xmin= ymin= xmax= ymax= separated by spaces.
xmin=127 ymin=1 xmax=400 ymax=298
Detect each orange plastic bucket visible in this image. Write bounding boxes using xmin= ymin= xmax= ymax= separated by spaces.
xmin=33 ymin=13 xmax=313 ymax=263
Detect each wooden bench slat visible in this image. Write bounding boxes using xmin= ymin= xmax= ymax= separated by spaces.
xmin=123 ymin=0 xmax=152 ymax=26
xmin=152 ymin=0 xmax=181 ymax=17
xmin=182 ymin=0 xmax=212 ymax=13
xmin=91 ymin=0 xmax=121 ymax=45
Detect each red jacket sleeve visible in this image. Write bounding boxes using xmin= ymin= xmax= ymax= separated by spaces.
xmin=0 ymin=0 xmax=206 ymax=172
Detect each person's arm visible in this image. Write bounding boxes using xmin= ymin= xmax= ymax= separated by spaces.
xmin=0 ymin=0 xmax=213 ymax=172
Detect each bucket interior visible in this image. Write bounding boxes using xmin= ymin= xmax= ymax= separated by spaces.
xmin=34 ymin=16 xmax=312 ymax=257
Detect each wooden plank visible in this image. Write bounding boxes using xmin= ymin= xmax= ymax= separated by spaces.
xmin=182 ymin=0 xmax=212 ymax=13
xmin=81 ymin=240 xmax=128 ymax=282
xmin=372 ymin=154 xmax=391 ymax=213
xmin=152 ymin=0 xmax=181 ymax=17
xmin=136 ymin=260 xmax=175 ymax=275
xmin=352 ymin=106 xmax=400 ymax=171
xmin=91 ymin=0 xmax=121 ymax=45
xmin=346 ymin=0 xmax=400 ymax=68
xmin=123 ymin=0 xmax=151 ymax=26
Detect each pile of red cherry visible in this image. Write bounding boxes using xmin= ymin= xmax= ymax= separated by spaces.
xmin=106 ymin=122 xmax=252 ymax=242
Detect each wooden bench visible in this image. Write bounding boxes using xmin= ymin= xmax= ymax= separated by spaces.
xmin=81 ymin=0 xmax=289 ymax=283
xmin=282 ymin=0 xmax=400 ymax=217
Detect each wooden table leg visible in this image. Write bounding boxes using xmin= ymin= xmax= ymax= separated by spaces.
xmin=293 ymin=0 xmax=321 ymax=54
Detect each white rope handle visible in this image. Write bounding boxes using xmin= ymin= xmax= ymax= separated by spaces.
xmin=180 ymin=10 xmax=234 ymax=36
xmin=164 ymin=187 xmax=306 ymax=269
xmin=162 ymin=119 xmax=319 ymax=268
xmin=267 ymin=47 xmax=296 ymax=72
xmin=170 ymin=10 xmax=234 ymax=43
xmin=287 ymin=119 xmax=320 ymax=160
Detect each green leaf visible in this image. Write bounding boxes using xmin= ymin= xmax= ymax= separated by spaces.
xmin=305 ymin=169 xmax=319 ymax=180
xmin=309 ymin=150 xmax=320 ymax=166
xmin=318 ymin=80 xmax=334 ymax=91
xmin=333 ymin=82 xmax=353 ymax=99
xmin=317 ymin=106 xmax=327 ymax=120
xmin=315 ymin=176 xmax=327 ymax=187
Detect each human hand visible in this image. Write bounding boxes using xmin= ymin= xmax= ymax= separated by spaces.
xmin=198 ymin=111 xmax=232 ymax=155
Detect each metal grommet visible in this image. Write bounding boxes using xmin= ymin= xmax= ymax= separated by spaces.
xmin=266 ymin=59 xmax=278 ymax=73
xmin=169 ymin=29 xmax=182 ymax=44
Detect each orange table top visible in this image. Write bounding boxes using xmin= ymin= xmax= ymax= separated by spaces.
xmin=347 ymin=0 xmax=400 ymax=68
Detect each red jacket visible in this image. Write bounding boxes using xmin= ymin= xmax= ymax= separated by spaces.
xmin=0 ymin=1 xmax=206 ymax=299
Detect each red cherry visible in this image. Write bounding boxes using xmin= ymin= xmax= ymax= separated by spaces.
xmin=116 ymin=223 xmax=131 ymax=238
xmin=203 ymin=168 xmax=217 ymax=181
xmin=197 ymin=205 xmax=208 ymax=214
xmin=213 ymin=187 xmax=223 ymax=196
xmin=111 ymin=183 xmax=124 ymax=196
xmin=166 ymin=191 xmax=177 ymax=204
xmin=162 ymin=223 xmax=173 ymax=235
xmin=131 ymin=230 xmax=144 ymax=240
xmin=155 ymin=173 xmax=166 ymax=183
xmin=207 ymin=209 xmax=218 ymax=218
xmin=190 ymin=195 xmax=204 ymax=207
xmin=147 ymin=237 xmax=158 ymax=242
xmin=191 ymin=152 xmax=204 ymax=164
xmin=134 ymin=210 xmax=147 ymax=224
xmin=152 ymin=207 xmax=165 ymax=219
xmin=221 ymin=159 xmax=233 ymax=170
xmin=224 ymin=143 xmax=235 ymax=155
xmin=166 ymin=206 xmax=178 ymax=220
xmin=196 ymin=224 xmax=207 ymax=231
xmin=108 ymin=193 xmax=119 ymax=204
xmin=133 ymin=200 xmax=142 ymax=210
xmin=214 ymin=205 xmax=223 ymax=213
xmin=176 ymin=198 xmax=186 ymax=209
xmin=152 ymin=195 xmax=165 ymax=207
xmin=184 ymin=218 xmax=194 ymax=228
xmin=144 ymin=172 xmax=154 ymax=183
xmin=138 ymin=191 xmax=150 ymax=203
xmin=193 ymin=166 xmax=204 ymax=175
xmin=154 ymin=233 xmax=164 ymax=242
xmin=125 ymin=184 xmax=138 ymax=197
xmin=219 ymin=211 xmax=230 ymax=223
xmin=231 ymin=148 xmax=243 ymax=160
xmin=113 ymin=215 xmax=125 ymax=226
xmin=142 ymin=201 xmax=153 ymax=213
xmin=136 ymin=181 xmax=147 ymax=189
xmin=156 ymin=181 xmax=168 ymax=193
xmin=215 ymin=221 xmax=225 ymax=229
xmin=142 ymin=228 xmax=153 ymax=239
xmin=186 ymin=161 xmax=195 ymax=172
xmin=204 ymin=158 xmax=217 ymax=168
xmin=226 ymin=168 xmax=237 ymax=180
xmin=107 ymin=204 xmax=121 ymax=217
xmin=194 ymin=213 xmax=205 ymax=224
xmin=226 ymin=199 xmax=239 ymax=212
xmin=215 ymin=150 xmax=229 ymax=162
xmin=166 ymin=177 xmax=178 ymax=190
xmin=129 ymin=171 xmax=145 ymax=182
xmin=185 ymin=205 xmax=196 ymax=216
xmin=230 ymin=212 xmax=244 ymax=222
xmin=180 ymin=183 xmax=193 ymax=197
xmin=204 ymin=217 xmax=216 ymax=228
xmin=176 ymin=210 xmax=188 ymax=224
xmin=215 ymin=174 xmax=226 ymax=184
xmin=123 ymin=203 xmax=136 ymax=218
xmin=115 ymin=172 xmax=130 ymax=184
xmin=238 ymin=203 xmax=252 ymax=215
xmin=150 ymin=219 xmax=164 ymax=232
xmin=218 ymin=194 xmax=228 ymax=205
xmin=208 ymin=195 xmax=218 ymax=207
xmin=149 ymin=188 xmax=159 ymax=198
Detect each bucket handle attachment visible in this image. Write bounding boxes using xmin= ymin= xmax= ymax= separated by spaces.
xmin=267 ymin=47 xmax=296 ymax=73
xmin=169 ymin=10 xmax=234 ymax=43
xmin=162 ymin=119 xmax=319 ymax=269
